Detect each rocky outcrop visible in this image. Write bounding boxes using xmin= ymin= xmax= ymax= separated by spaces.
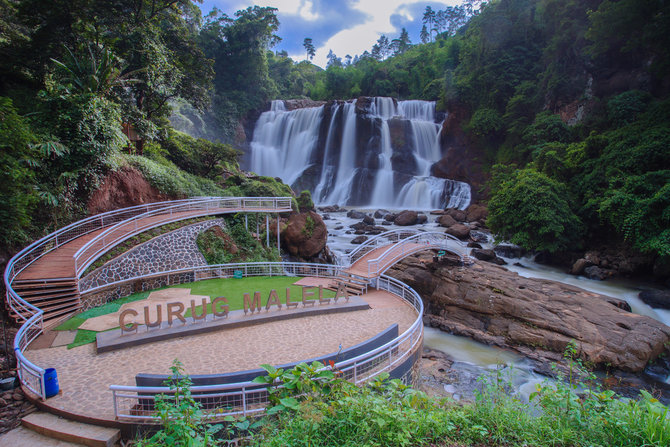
xmin=388 ymin=253 xmax=670 ymax=372
xmin=87 ymin=166 xmax=169 ymax=214
xmin=276 ymin=211 xmax=328 ymax=260
xmin=283 ymin=99 xmax=327 ymax=110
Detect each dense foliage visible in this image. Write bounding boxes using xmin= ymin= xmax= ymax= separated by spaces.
xmin=141 ymin=350 xmax=670 ymax=446
xmin=270 ymin=0 xmax=669 ymax=261
xmin=0 ymin=0 xmax=286 ymax=252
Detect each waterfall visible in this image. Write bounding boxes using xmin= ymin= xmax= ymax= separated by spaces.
xmin=249 ymin=97 xmax=471 ymax=210
xmin=250 ymin=100 xmax=323 ymax=186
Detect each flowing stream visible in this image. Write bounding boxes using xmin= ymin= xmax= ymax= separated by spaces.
xmin=319 ymin=209 xmax=670 ymax=395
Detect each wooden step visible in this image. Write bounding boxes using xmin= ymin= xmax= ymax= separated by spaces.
xmin=22 ymin=412 xmax=120 ymax=447
xmin=19 ymin=286 xmax=79 ymax=298
xmin=13 ymin=280 xmax=77 ymax=289
xmin=43 ymin=305 xmax=82 ymax=322
xmin=25 ymin=294 xmax=80 ymax=307
xmin=39 ymin=298 xmax=81 ymax=314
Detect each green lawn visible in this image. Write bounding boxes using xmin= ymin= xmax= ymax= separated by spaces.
xmin=55 ymin=276 xmax=334 ymax=348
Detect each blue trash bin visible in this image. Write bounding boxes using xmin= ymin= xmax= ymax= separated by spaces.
xmin=44 ymin=368 xmax=59 ymax=398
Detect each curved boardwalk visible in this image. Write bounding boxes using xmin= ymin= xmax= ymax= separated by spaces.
xmin=10 ymin=203 xmax=290 ymax=323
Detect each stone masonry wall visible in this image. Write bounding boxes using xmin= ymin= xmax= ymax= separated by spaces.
xmin=79 ymin=219 xmax=224 ymax=292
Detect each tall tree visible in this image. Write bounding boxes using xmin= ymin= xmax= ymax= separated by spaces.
xmin=303 ymin=37 xmax=315 ymax=61
xmin=423 ymin=6 xmax=436 ymax=42
xmin=420 ymin=24 xmax=430 ymax=44
xmin=391 ymin=28 xmax=412 ymax=55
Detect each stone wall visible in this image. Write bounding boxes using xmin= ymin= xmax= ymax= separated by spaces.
xmin=80 ymin=219 xmax=224 ymax=292
xmin=80 ymin=272 xmax=196 ymax=311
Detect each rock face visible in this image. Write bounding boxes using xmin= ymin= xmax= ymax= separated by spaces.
xmin=87 ymin=166 xmax=170 ymax=214
xmin=279 ymin=211 xmax=327 ymax=259
xmin=388 ymin=253 xmax=670 ymax=372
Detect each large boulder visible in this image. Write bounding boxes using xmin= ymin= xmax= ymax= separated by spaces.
xmin=395 ymin=210 xmax=418 ymax=226
xmin=278 ymin=211 xmax=327 ymax=259
xmin=472 ymin=249 xmax=506 ymax=265
xmin=445 ymin=224 xmax=470 ymax=240
xmin=639 ymin=290 xmax=670 ymax=310
xmin=494 ymin=244 xmax=526 ymax=259
xmin=438 ymin=215 xmax=457 ymax=228
xmin=351 ymin=235 xmax=368 ymax=244
xmin=465 ymin=204 xmax=488 ymax=222
xmin=444 ymin=208 xmax=467 ymax=222
xmin=347 ymin=210 xmax=367 ymax=219
xmin=388 ymin=254 xmax=670 ymax=372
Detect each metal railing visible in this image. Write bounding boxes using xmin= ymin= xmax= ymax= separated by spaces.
xmin=109 ymin=263 xmax=423 ymax=423
xmin=367 ymin=231 xmax=469 ymax=276
xmin=73 ymin=197 xmax=293 ymax=276
xmin=337 ymin=229 xmax=423 ymax=267
xmin=81 ymin=262 xmax=343 ymax=295
xmin=5 ymin=197 xmax=293 ymax=400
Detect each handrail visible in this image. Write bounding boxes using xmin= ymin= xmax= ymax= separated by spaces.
xmin=108 ymin=265 xmax=423 ymax=422
xmin=339 ymin=229 xmax=423 ymax=266
xmin=366 ymin=231 xmax=469 ymax=276
xmin=4 ymin=196 xmax=292 ymax=400
xmin=73 ymin=196 xmax=293 ymax=276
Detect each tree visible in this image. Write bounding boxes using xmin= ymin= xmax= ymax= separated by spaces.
xmin=303 ymin=37 xmax=315 ymax=61
xmin=420 ymin=25 xmax=429 ymax=44
xmin=488 ymin=168 xmax=582 ymax=253
xmin=326 ymin=49 xmax=342 ymax=68
xmin=374 ymin=35 xmax=391 ymax=61
xmin=391 ymin=28 xmax=411 ymax=55
xmin=422 ymin=6 xmax=436 ymax=42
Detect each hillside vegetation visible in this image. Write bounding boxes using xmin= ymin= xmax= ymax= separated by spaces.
xmin=272 ymin=0 xmax=669 ymax=272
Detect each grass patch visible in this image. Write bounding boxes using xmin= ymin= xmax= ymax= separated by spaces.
xmin=55 ymin=277 xmax=334 ymax=348
xmin=173 ymin=276 xmax=334 ymax=312
xmin=55 ymin=291 xmax=153 ymax=332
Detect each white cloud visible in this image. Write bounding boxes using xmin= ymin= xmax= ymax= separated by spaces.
xmin=303 ymin=0 xmax=459 ymax=67
xmin=250 ymin=0 xmax=320 ymax=20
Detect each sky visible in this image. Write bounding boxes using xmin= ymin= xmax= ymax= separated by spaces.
xmin=199 ymin=0 xmax=461 ymax=68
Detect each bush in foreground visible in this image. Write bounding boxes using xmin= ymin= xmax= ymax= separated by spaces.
xmin=142 ymin=353 xmax=670 ymax=447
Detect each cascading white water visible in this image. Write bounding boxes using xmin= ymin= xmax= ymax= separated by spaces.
xmin=249 ymin=97 xmax=471 ymax=210
xmin=369 ymin=119 xmax=395 ymax=206
xmin=250 ymin=100 xmax=323 ymax=186
xmin=321 ymin=102 xmax=357 ymax=205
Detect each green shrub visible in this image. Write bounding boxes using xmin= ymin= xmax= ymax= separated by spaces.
xmin=467 ymin=107 xmax=504 ymax=136
xmin=124 ymin=154 xmax=224 ymax=197
xmin=607 ymin=90 xmax=651 ymax=126
xmin=487 ymin=168 xmax=583 ymax=252
xmin=296 ymin=190 xmax=313 ymax=212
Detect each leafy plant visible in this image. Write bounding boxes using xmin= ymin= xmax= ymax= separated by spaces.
xmin=138 ymin=360 xmax=222 ymax=447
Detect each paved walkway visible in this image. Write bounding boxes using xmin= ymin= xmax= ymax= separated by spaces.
xmin=24 ymin=290 xmax=416 ymax=422
xmin=0 ymin=426 xmax=83 ymax=447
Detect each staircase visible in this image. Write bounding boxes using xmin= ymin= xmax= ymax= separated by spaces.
xmin=21 ymin=412 xmax=120 ymax=447
xmin=327 ymin=273 xmax=369 ymax=296
xmin=9 ymin=279 xmax=81 ymax=323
